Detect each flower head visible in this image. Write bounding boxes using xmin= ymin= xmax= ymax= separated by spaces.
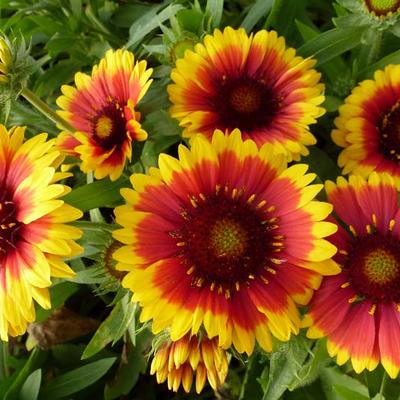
xmin=0 ymin=35 xmax=32 ymax=103
xmin=304 ymin=172 xmax=400 ymax=378
xmin=0 ymin=124 xmax=82 ymax=340
xmin=150 ymin=333 xmax=228 ymax=393
xmin=333 ymin=65 xmax=400 ymax=186
xmin=168 ymin=27 xmax=325 ymax=161
xmin=56 ymin=49 xmax=153 ymax=180
xmin=364 ymin=0 xmax=400 ymax=16
xmin=113 ymin=129 xmax=338 ymax=355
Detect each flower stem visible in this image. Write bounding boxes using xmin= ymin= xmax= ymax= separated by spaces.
xmin=379 ymin=371 xmax=387 ymax=400
xmin=20 ymin=87 xmax=75 ymax=132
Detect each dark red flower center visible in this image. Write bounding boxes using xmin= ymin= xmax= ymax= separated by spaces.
xmin=171 ymin=186 xmax=283 ymax=295
xmin=91 ymin=100 xmax=129 ymax=148
xmin=347 ymin=234 xmax=400 ymax=302
xmin=364 ymin=0 xmax=400 ymax=16
xmin=212 ymin=77 xmax=280 ymax=132
xmin=379 ymin=101 xmax=400 ymax=161
xmin=0 ymin=191 xmax=21 ymax=260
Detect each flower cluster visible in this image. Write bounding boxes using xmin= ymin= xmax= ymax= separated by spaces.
xmin=3 ymin=19 xmax=400 ymax=396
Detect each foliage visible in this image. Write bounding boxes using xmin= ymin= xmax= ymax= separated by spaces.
xmin=0 ymin=0 xmax=399 ymax=399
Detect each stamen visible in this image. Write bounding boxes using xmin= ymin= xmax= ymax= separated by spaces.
xmin=366 ymin=224 xmax=372 ymax=234
xmin=176 ymin=242 xmax=186 ymax=247
xmin=256 ymin=200 xmax=266 ymax=209
xmin=267 ymin=205 xmax=275 ymax=213
xmin=339 ymin=249 xmax=348 ymax=255
xmin=261 ymin=276 xmax=269 ymax=285
xmin=190 ymin=197 xmax=198 ymax=208
xmin=390 ymin=219 xmax=396 ymax=231
xmin=349 ymin=225 xmax=357 ymax=236
xmin=186 ymin=266 xmax=195 ymax=275
xmin=372 ymin=214 xmax=377 ymax=226
xmin=235 ymin=281 xmax=240 ymax=291
xmin=247 ymin=194 xmax=256 ymax=204
xmin=231 ymin=188 xmax=238 ymax=199
xmin=341 ymin=282 xmax=350 ymax=288
xmin=266 ymin=267 xmax=276 ymax=274
xmin=368 ymin=304 xmax=376 ymax=315
xmin=199 ymin=193 xmax=206 ymax=201
xmin=348 ymin=295 xmax=357 ymax=303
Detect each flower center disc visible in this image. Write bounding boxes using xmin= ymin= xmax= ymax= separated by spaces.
xmin=173 ymin=189 xmax=278 ymax=291
xmin=229 ymin=84 xmax=263 ymax=114
xmin=214 ymin=77 xmax=280 ymax=132
xmin=0 ymin=197 xmax=20 ymax=259
xmin=92 ymin=101 xmax=128 ymax=148
xmin=209 ymin=218 xmax=247 ymax=258
xmin=347 ymin=234 xmax=400 ymax=301
xmin=365 ymin=0 xmax=400 ymax=15
xmin=379 ymin=101 xmax=400 ymax=161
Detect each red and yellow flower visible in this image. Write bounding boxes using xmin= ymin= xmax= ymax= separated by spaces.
xmin=304 ymin=172 xmax=400 ymax=378
xmin=0 ymin=124 xmax=82 ymax=340
xmin=56 ymin=49 xmax=152 ymax=180
xmin=113 ymin=129 xmax=338 ymax=355
xmin=333 ymin=64 xmax=400 ymax=186
xmin=150 ymin=333 xmax=228 ymax=393
xmin=168 ymin=27 xmax=325 ymax=161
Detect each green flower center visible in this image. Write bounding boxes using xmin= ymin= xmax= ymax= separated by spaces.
xmin=364 ymin=248 xmax=399 ymax=283
xmin=95 ymin=115 xmax=113 ymax=139
xmin=365 ymin=0 xmax=400 ymax=15
xmin=209 ymin=218 xmax=247 ymax=258
xmin=348 ymin=234 xmax=400 ymax=302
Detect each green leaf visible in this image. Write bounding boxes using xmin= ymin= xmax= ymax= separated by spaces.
xmin=4 ymin=348 xmax=47 ymax=400
xmin=63 ymin=177 xmax=129 ymax=212
xmin=206 ymin=0 xmax=223 ymax=28
xmin=112 ymin=294 xmax=136 ymax=345
xmin=239 ymin=353 xmax=264 ymax=400
xmin=298 ymin=26 xmax=367 ymax=66
xmin=320 ymin=366 xmax=370 ymax=400
xmin=40 ymin=357 xmax=116 ymax=400
xmin=333 ymin=385 xmax=370 ymax=400
xmin=127 ymin=4 xmax=184 ymax=49
xmin=104 ymin=344 xmax=146 ymax=400
xmin=19 ymin=369 xmax=42 ymax=400
xmin=82 ymin=303 xmax=124 ymax=359
xmin=359 ymin=49 xmax=400 ymax=79
xmin=301 ymin=147 xmax=340 ymax=182
xmin=241 ymin=0 xmax=274 ymax=31
xmin=261 ymin=336 xmax=311 ymax=400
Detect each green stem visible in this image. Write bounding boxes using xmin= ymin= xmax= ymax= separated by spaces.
xmin=379 ymin=371 xmax=387 ymax=400
xmin=20 ymin=87 xmax=75 ymax=132
xmin=87 ymin=172 xmax=105 ymax=223
xmin=1 ymin=341 xmax=10 ymax=378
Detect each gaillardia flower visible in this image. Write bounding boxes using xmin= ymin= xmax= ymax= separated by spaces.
xmin=113 ymin=130 xmax=338 ymax=355
xmin=168 ymin=27 xmax=325 ymax=161
xmin=333 ymin=64 xmax=400 ymax=185
xmin=56 ymin=49 xmax=153 ymax=180
xmin=0 ymin=124 xmax=82 ymax=340
xmin=364 ymin=0 xmax=400 ymax=17
xmin=304 ymin=173 xmax=400 ymax=378
xmin=150 ymin=333 xmax=228 ymax=393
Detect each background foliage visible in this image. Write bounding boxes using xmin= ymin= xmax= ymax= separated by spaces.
xmin=0 ymin=0 xmax=399 ymax=398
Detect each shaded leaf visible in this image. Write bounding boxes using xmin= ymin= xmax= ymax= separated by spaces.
xmin=19 ymin=369 xmax=42 ymax=400
xmin=40 ymin=357 xmax=116 ymax=399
